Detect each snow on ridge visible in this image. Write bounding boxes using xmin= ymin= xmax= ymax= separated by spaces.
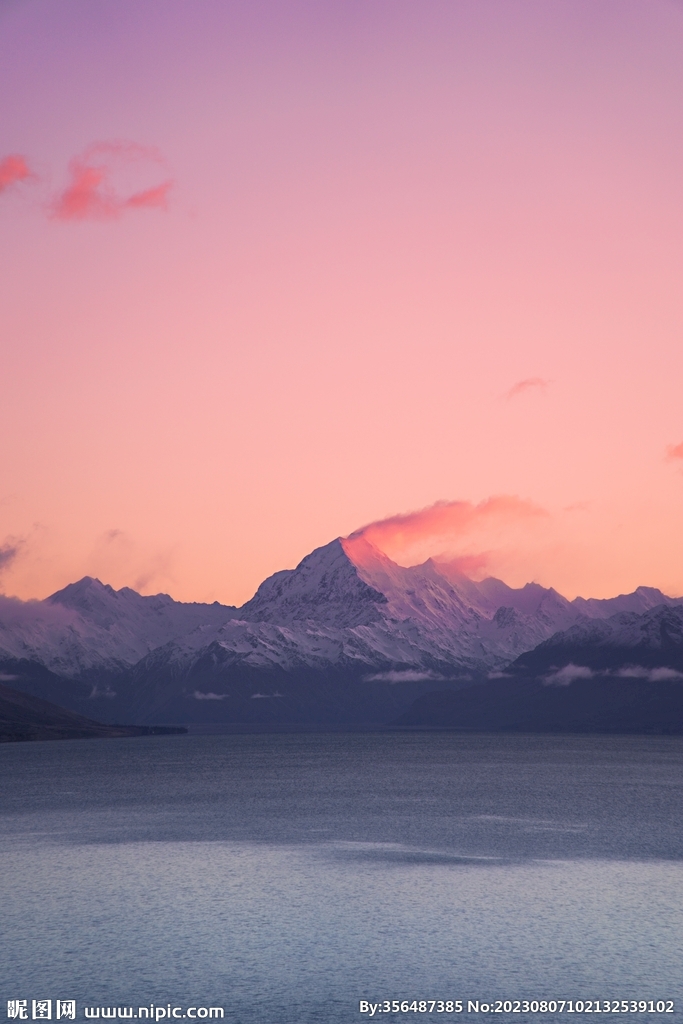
xmin=0 ymin=576 xmax=236 ymax=676
xmin=571 ymin=586 xmax=683 ymax=619
xmin=239 ymin=538 xmax=387 ymax=628
xmin=1 ymin=539 xmax=682 ymax=679
xmin=532 ymin=602 xmax=683 ymax=654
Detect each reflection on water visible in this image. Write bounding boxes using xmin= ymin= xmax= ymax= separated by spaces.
xmin=321 ymin=841 xmax=507 ymax=865
xmin=1 ymin=732 xmax=682 ymax=1024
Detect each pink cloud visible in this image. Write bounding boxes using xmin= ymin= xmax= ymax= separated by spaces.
xmin=0 ymin=155 xmax=33 ymax=193
xmin=125 ymin=182 xmax=172 ymax=210
xmin=435 ymin=552 xmax=491 ymax=576
xmin=51 ymin=142 xmax=172 ymax=221
xmin=505 ymin=377 xmax=550 ymax=400
xmin=53 ymin=162 xmax=115 ymax=220
xmin=346 ymin=496 xmax=548 ymax=568
xmin=666 ymin=442 xmax=683 ymax=461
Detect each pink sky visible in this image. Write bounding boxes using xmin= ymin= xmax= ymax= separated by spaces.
xmin=1 ymin=0 xmax=682 ymax=604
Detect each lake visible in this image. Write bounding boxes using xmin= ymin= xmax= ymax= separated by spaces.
xmin=1 ymin=732 xmax=681 ymax=1024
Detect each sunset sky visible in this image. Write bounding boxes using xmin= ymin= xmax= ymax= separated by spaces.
xmin=1 ymin=0 xmax=683 ymax=605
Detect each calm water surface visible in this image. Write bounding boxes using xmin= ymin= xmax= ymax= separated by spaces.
xmin=0 ymin=732 xmax=681 ymax=1024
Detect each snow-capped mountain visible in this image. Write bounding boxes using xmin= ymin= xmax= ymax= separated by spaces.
xmin=1 ymin=534 xmax=681 ymax=725
xmin=511 ymin=603 xmax=683 ymax=677
xmin=232 ymin=535 xmax=583 ymax=669
xmin=0 ymin=579 xmax=235 ymax=676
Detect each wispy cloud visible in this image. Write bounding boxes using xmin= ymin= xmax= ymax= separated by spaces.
xmin=544 ymin=664 xmax=683 ymax=685
xmin=666 ymin=441 xmax=683 ymax=461
xmin=0 ymin=593 xmax=77 ymax=629
xmin=0 ymin=537 xmax=23 ymax=579
xmin=50 ymin=142 xmax=172 ymax=221
xmin=365 ymin=670 xmax=447 ymax=684
xmin=125 ymin=182 xmax=171 ymax=210
xmin=617 ymin=665 xmax=683 ymax=681
xmin=347 ymin=496 xmax=547 ymax=570
xmin=84 ymin=528 xmax=176 ymax=594
xmin=648 ymin=667 xmax=683 ymax=681
xmin=504 ymin=377 xmax=550 ymax=400
xmin=436 ymin=552 xmax=491 ymax=576
xmin=544 ymin=664 xmax=594 ymax=686
xmin=0 ymin=154 xmax=33 ymax=193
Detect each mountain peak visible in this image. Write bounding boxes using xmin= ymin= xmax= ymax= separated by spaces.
xmin=238 ymin=538 xmax=388 ymax=627
xmin=47 ymin=576 xmax=115 ymax=607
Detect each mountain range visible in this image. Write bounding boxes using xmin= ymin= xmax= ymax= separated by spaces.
xmin=1 ymin=535 xmax=682 ymax=730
